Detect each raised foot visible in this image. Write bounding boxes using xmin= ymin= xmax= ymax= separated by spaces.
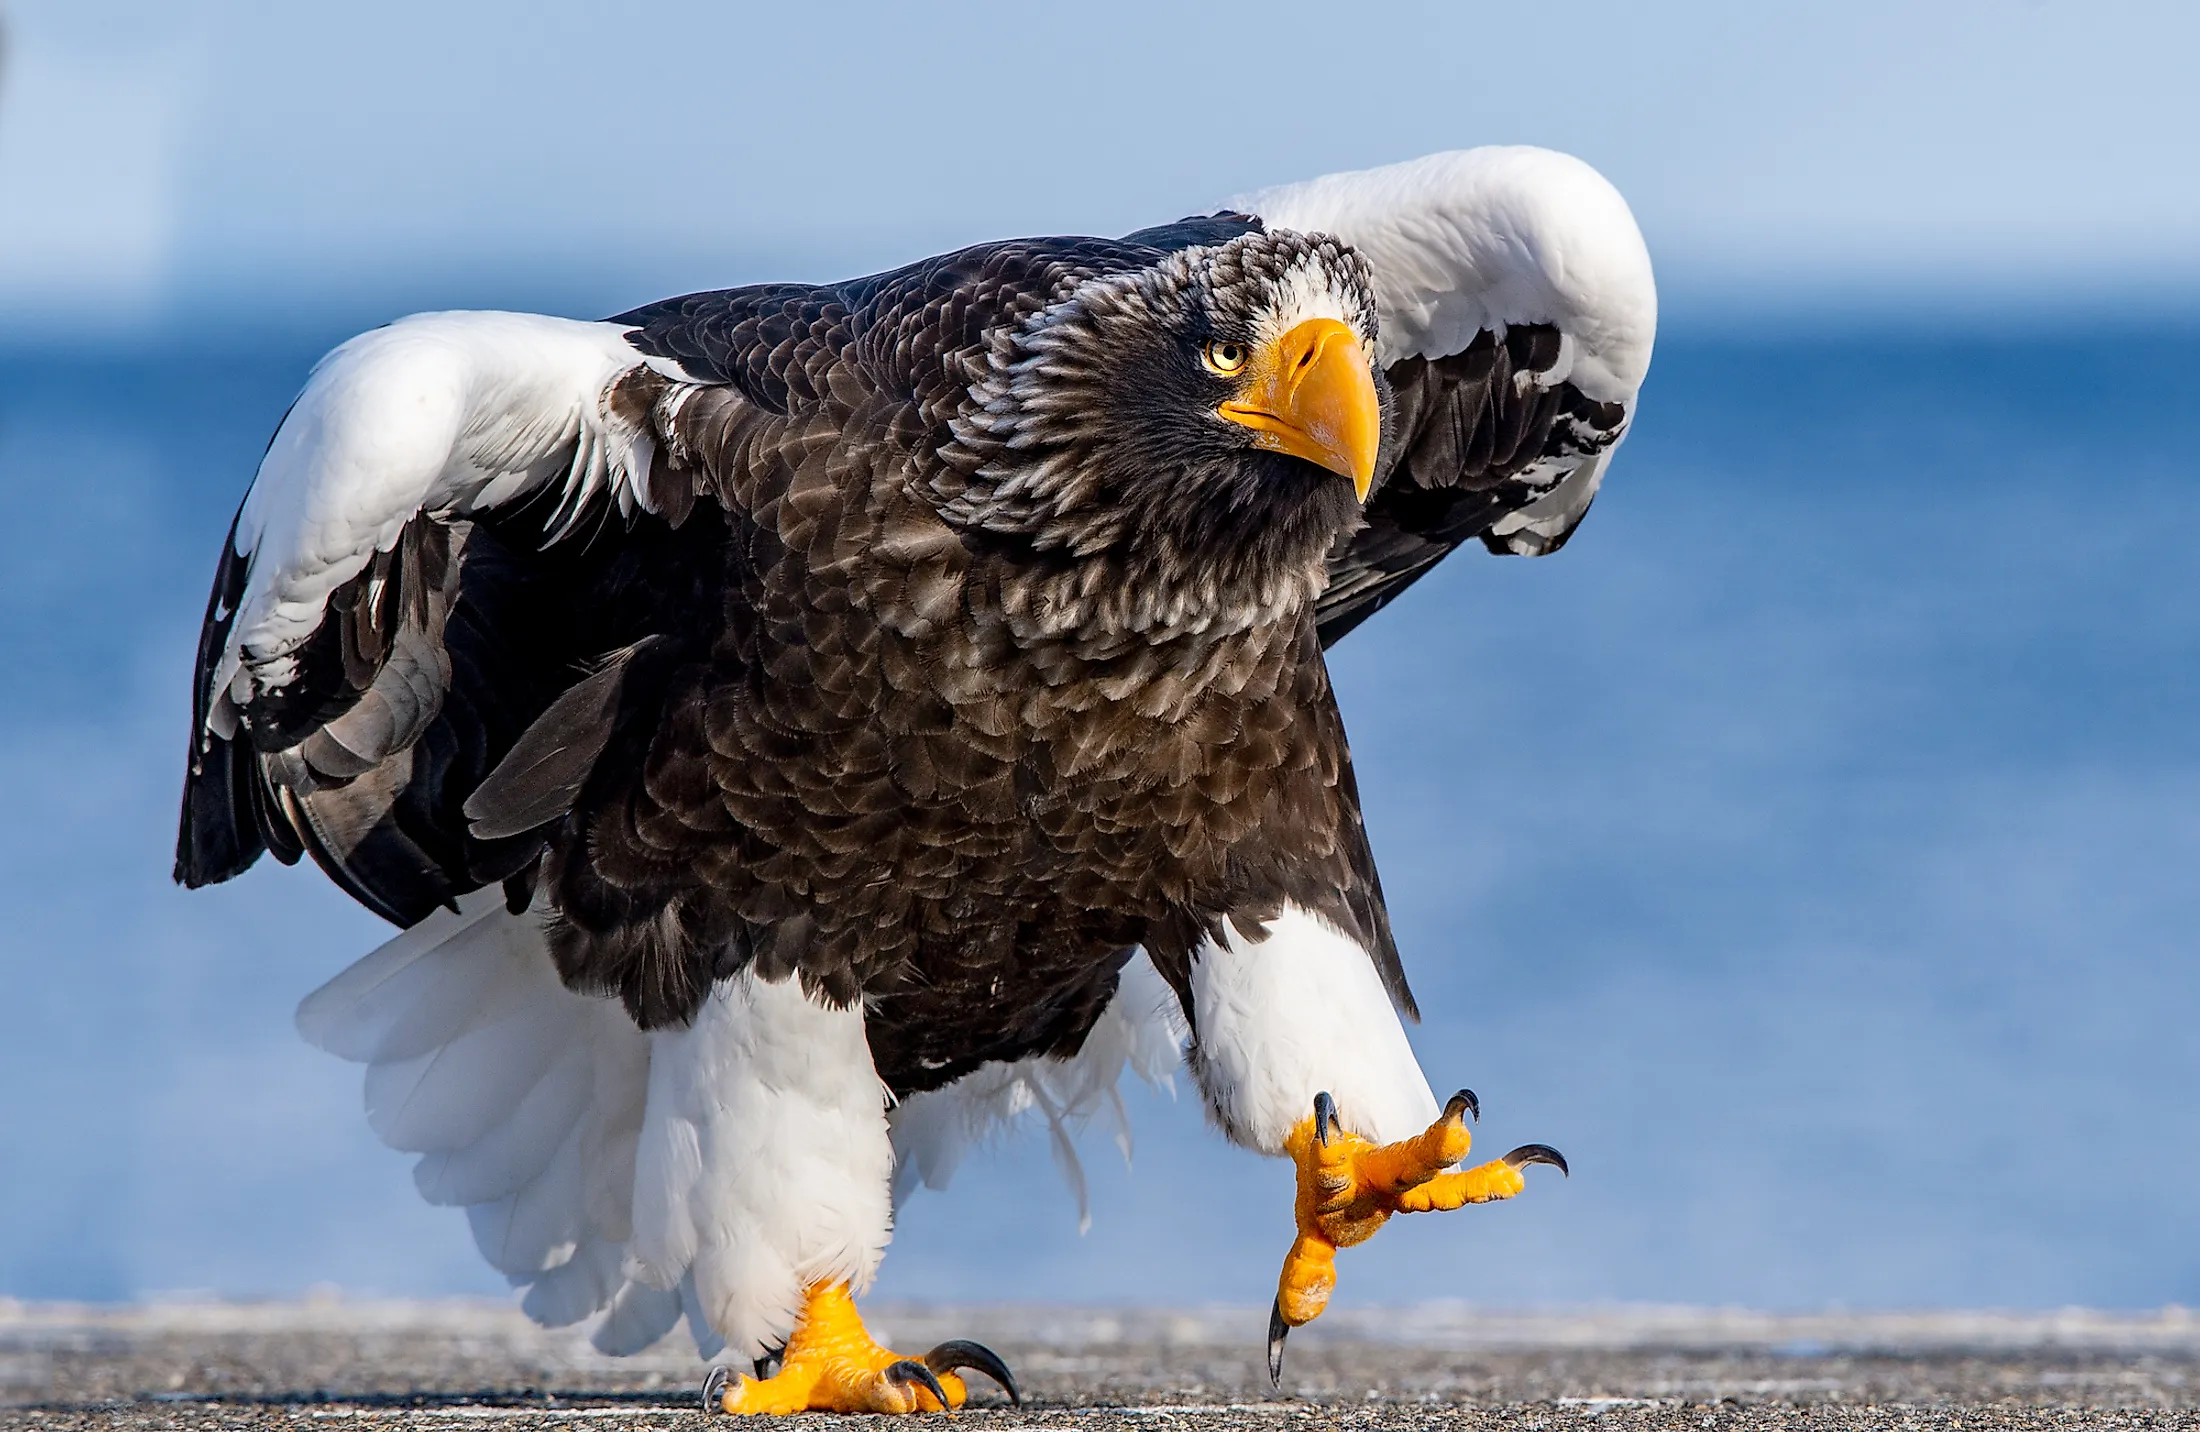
xmin=704 ymin=1281 xmax=1019 ymax=1415
xmin=1268 ymin=1090 xmax=1566 ymax=1386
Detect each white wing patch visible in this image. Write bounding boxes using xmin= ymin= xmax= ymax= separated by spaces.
xmin=888 ymin=954 xmax=1185 ymax=1233
xmin=1230 ymin=146 xmax=1657 ymax=405
xmin=209 ymin=311 xmax=695 ymax=735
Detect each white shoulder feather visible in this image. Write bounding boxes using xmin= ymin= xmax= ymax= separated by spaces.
xmin=1228 ymin=145 xmax=1656 ymax=405
xmin=209 ymin=311 xmax=693 ymax=733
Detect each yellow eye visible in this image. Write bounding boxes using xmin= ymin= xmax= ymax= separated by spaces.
xmin=1201 ymin=339 xmax=1250 ymax=376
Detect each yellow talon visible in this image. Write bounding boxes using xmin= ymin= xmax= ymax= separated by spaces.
xmin=707 ymin=1280 xmax=1019 ymax=1415
xmin=1267 ymin=1090 xmax=1565 ymax=1384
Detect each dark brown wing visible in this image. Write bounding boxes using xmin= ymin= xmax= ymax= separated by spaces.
xmin=176 ymin=478 xmax=719 ymax=926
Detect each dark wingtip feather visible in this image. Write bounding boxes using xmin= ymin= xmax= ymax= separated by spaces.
xmin=173 ymin=732 xmax=265 ymax=889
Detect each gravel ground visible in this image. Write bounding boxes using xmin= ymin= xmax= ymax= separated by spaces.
xmin=4 ymin=1300 xmax=2196 ymax=1430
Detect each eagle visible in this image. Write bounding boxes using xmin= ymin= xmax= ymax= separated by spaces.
xmin=176 ymin=146 xmax=1654 ymax=1413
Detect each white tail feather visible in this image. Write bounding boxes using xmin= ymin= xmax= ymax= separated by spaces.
xmin=296 ymin=897 xmax=511 ymax=1061
xmin=522 ymin=1236 xmax=626 ymax=1328
xmin=411 ymin=1051 xmax=593 ymax=1206
xmin=298 ymin=896 xmax=896 ymax=1362
xmin=301 ymin=892 xmax=651 ymax=1306
xmin=592 ymin=1277 xmax=685 ymax=1356
xmin=466 ymin=1130 xmax=591 ymax=1275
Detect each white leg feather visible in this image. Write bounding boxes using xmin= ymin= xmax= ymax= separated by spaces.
xmin=1187 ymin=904 xmax=1439 ymax=1154
xmin=628 ymin=970 xmax=893 ymax=1362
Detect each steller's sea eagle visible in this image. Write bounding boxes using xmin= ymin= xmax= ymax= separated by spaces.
xmin=176 ymin=146 xmax=1654 ymax=1412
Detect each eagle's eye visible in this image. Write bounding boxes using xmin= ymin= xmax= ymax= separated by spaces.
xmin=1200 ymin=340 xmax=1249 ymax=377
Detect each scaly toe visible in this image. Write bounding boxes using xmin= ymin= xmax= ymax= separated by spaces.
xmin=1348 ymin=1096 xmax=1477 ymax=1203
xmin=1267 ymin=1092 xmax=1563 ymax=1383
xmin=705 ymin=1281 xmax=983 ymax=1414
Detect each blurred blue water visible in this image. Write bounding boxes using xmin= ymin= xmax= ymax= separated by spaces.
xmin=0 ymin=316 xmax=2193 ymax=1312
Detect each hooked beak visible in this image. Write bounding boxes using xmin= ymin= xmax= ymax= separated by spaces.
xmin=1217 ymin=317 xmax=1381 ymax=501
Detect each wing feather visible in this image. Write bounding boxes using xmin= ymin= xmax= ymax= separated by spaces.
xmin=212 ymin=315 xmax=659 ymax=711
xmin=176 ymin=312 xmax=708 ymax=922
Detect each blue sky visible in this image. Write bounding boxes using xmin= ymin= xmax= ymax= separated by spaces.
xmin=8 ymin=0 xmax=2200 ymax=329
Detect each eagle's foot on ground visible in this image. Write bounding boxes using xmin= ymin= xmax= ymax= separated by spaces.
xmin=704 ymin=1280 xmax=1019 ymax=1415
xmin=1267 ymin=1090 xmax=1567 ymax=1385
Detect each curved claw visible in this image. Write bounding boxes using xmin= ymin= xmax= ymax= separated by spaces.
xmin=752 ymin=1348 xmax=783 ymax=1382
xmin=702 ymin=1364 xmax=732 ymax=1416
xmin=884 ymin=1357 xmax=952 ymax=1412
xmin=1502 ymin=1143 xmax=1569 ymax=1176
xmin=925 ymin=1339 xmax=1021 ymax=1406
xmin=1266 ymin=1296 xmax=1290 ymax=1387
xmin=1446 ymin=1088 xmax=1480 ymax=1124
xmin=1312 ymin=1091 xmax=1337 ymax=1147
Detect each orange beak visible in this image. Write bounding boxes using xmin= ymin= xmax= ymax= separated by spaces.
xmin=1217 ymin=317 xmax=1381 ymax=500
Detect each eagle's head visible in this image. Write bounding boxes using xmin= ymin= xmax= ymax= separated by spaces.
xmin=938 ymin=230 xmax=1385 ymax=643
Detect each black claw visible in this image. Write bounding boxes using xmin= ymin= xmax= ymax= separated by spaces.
xmin=1313 ymin=1091 xmax=1337 ymax=1147
xmin=752 ymin=1350 xmax=781 ymax=1382
xmin=925 ymin=1339 xmax=1021 ymax=1406
xmin=1267 ymin=1297 xmax=1289 ymax=1388
xmin=702 ymin=1364 xmax=732 ymax=1415
xmin=1502 ymin=1143 xmax=1569 ymax=1176
xmin=884 ymin=1357 xmax=953 ymax=1411
xmin=1446 ymin=1089 xmax=1480 ymax=1124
